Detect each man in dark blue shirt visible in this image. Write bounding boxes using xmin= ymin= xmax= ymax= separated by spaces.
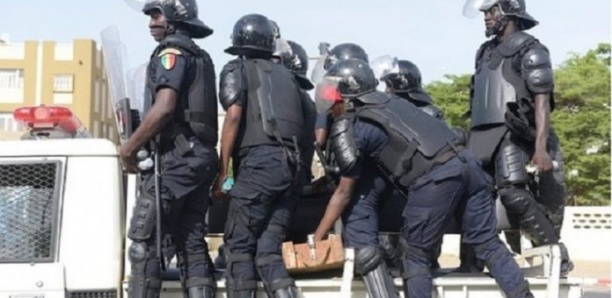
xmin=313 ymin=58 xmax=534 ymax=298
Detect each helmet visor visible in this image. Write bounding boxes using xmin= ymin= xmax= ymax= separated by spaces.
xmin=462 ymin=0 xmax=499 ymax=18
xmin=370 ymin=55 xmax=400 ymax=82
xmin=314 ymin=76 xmax=343 ymax=114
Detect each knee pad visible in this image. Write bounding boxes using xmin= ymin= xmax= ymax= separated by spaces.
xmin=499 ymin=187 xmax=536 ymax=216
xmin=355 ymin=245 xmax=384 ymax=275
xmin=129 ymin=241 xmax=152 ymax=270
xmin=355 ymin=246 xmax=398 ymax=298
xmin=127 ymin=241 xmax=162 ymax=298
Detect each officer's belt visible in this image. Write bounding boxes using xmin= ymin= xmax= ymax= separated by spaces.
xmin=158 ymin=125 xmax=195 ymax=156
xmin=433 ymin=144 xmax=466 ymax=167
xmin=238 ymin=140 xmax=299 ymax=157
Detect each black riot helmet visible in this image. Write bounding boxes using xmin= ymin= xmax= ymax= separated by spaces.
xmin=324 ymin=43 xmax=369 ymax=70
xmin=479 ymin=0 xmax=538 ymax=36
xmin=380 ymin=59 xmax=433 ymax=105
xmin=274 ymin=39 xmax=314 ymax=90
xmin=325 ymin=58 xmax=378 ymax=98
xmin=381 ymin=60 xmax=422 ymax=93
xmin=225 ymin=14 xmax=275 ymax=58
xmin=142 ymin=0 xmax=213 ymax=39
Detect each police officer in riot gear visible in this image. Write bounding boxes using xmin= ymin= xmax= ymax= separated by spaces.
xmin=378 ymin=59 xmax=444 ymax=120
xmin=371 ymin=55 xmax=467 ymax=270
xmin=119 ymin=0 xmax=219 ymax=297
xmin=380 ymin=60 xmax=467 ymax=143
xmin=314 ymin=42 xmax=370 ymax=147
xmin=461 ymin=0 xmax=572 ymax=274
xmin=212 ymin=13 xmax=306 ymax=298
xmin=312 ymin=58 xmax=534 ymax=298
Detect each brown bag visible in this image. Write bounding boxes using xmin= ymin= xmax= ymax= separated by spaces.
xmin=281 ymin=234 xmax=345 ymax=274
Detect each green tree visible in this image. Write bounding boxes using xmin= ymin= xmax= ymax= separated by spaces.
xmin=425 ymin=74 xmax=472 ymax=130
xmin=423 ymin=43 xmax=611 ymax=206
xmin=551 ymin=43 xmax=610 ymax=205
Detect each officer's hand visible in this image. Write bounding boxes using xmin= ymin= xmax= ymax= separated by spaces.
xmin=212 ymin=175 xmax=229 ymax=201
xmin=313 ymin=231 xmax=328 ymax=242
xmin=531 ymin=150 xmax=553 ymax=173
xmin=119 ymin=145 xmax=139 ymax=174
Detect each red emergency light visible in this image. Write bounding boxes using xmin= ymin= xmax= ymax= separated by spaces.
xmin=13 ymin=105 xmax=82 ymax=136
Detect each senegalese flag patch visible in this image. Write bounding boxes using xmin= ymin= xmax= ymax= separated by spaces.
xmin=160 ymin=53 xmax=176 ymax=70
xmin=158 ymin=48 xmax=181 ymax=70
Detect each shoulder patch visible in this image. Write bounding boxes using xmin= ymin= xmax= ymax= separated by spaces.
xmin=157 ymin=48 xmax=182 ymax=57
xmin=158 ymin=48 xmax=182 ymax=70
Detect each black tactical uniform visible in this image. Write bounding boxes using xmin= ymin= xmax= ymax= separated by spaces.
xmin=463 ymin=0 xmax=572 ymax=274
xmin=218 ymin=14 xmax=307 ymax=298
xmin=126 ymin=1 xmax=219 ymax=298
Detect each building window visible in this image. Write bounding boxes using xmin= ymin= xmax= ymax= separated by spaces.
xmin=0 ymin=112 xmax=20 ymax=131
xmin=0 ymin=69 xmax=24 ymax=89
xmin=0 ymin=69 xmax=25 ymax=103
xmin=53 ymin=74 xmax=73 ymax=93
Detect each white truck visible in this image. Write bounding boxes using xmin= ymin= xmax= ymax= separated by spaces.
xmin=0 ymin=105 xmax=588 ymax=298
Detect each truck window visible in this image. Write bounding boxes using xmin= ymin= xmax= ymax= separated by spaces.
xmin=0 ymin=161 xmax=62 ymax=263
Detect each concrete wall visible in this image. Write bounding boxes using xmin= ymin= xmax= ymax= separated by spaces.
xmin=440 ymin=206 xmax=612 ymax=262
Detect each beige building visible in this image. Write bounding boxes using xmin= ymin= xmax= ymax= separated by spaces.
xmin=0 ymin=35 xmax=119 ymax=143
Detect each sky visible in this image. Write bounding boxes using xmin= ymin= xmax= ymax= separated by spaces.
xmin=1 ymin=0 xmax=610 ymax=85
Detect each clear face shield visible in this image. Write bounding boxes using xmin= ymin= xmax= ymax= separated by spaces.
xmin=272 ymin=38 xmax=293 ymax=65
xmin=462 ymin=0 xmax=499 ymax=18
xmin=370 ymin=55 xmax=400 ymax=81
xmin=314 ymin=76 xmax=344 ymax=115
xmin=311 ymin=54 xmax=329 ymax=85
xmin=369 ymin=55 xmax=400 ymax=92
xmin=125 ymin=0 xmax=159 ymax=12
